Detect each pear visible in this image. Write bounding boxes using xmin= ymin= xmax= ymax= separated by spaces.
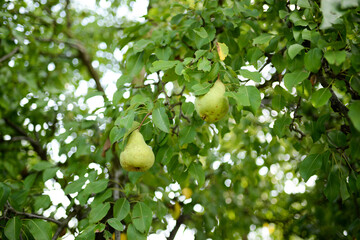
xmin=120 ymin=129 xmax=155 ymax=172
xmin=195 ymin=79 xmax=229 ymax=123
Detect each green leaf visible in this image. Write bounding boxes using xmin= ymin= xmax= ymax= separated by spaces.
xmin=288 ymin=44 xmax=304 ymax=59
xmin=115 ymin=110 xmax=135 ymax=129
xmin=194 ymin=50 xmax=208 ymax=60
xmin=84 ymin=179 xmax=109 ymax=194
xmin=127 ymin=52 xmax=144 ymax=77
xmin=239 ymin=69 xmax=262 ymax=82
xmin=273 ymin=115 xmax=292 ymax=137
xmin=189 ymin=162 xmax=205 ymax=187
xmin=89 ymin=202 xmax=110 ymax=223
xmin=132 ymin=202 xmax=153 ymax=233
xmin=152 ymin=106 xmax=170 ymax=133
xmin=179 ymin=125 xmax=196 ymax=146
xmin=349 ymin=101 xmax=360 ymax=131
xmin=193 ymin=27 xmax=208 ymax=38
xmin=324 ymin=170 xmax=340 ymax=202
xmin=109 ymin=127 xmax=125 ymax=144
xmin=240 ymin=86 xmax=261 ymax=113
xmin=311 ymin=88 xmax=331 ymax=108
xmin=32 ymin=161 xmax=53 ymax=171
xmin=150 ymin=60 xmax=178 ymax=72
xmin=299 ymin=153 xmax=324 ymax=181
xmin=33 ymin=195 xmax=51 ymax=211
xmin=92 ymin=189 xmax=112 ymax=206
xmin=197 ymin=57 xmax=211 ymax=72
xmin=127 ymin=223 xmax=146 ymax=240
xmin=304 ymin=48 xmax=322 ymax=73
xmin=64 ymin=177 xmax=87 ymax=194
xmin=0 ymin=183 xmax=11 ymax=210
xmin=5 ymin=217 xmax=21 ymax=240
xmin=23 ymin=219 xmax=52 ymax=240
xmin=133 ymin=39 xmax=153 ymax=53
xmin=24 ymin=174 xmax=37 ymax=190
xmin=320 ymin=0 xmax=345 ymax=29
xmin=155 ymin=46 xmax=172 ymax=60
xmin=77 ymin=224 xmax=96 ymax=240
xmin=324 ymin=51 xmax=347 ymax=66
xmin=328 ymin=130 xmax=347 ymax=147
xmin=297 ymin=0 xmax=311 ymax=8
xmin=272 ymin=94 xmax=287 ymax=111
xmin=42 ymin=167 xmax=59 ymax=182
xmin=107 ymin=218 xmax=124 ymax=231
xmin=191 ymin=82 xmax=211 ymax=96
xmin=252 ymin=33 xmax=273 ymax=44
xmin=340 ymin=179 xmax=350 ymax=201
xmin=284 ymin=71 xmax=309 ymax=90
xmin=113 ymin=198 xmax=130 ymax=221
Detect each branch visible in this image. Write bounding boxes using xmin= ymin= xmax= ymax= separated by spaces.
xmin=167 ymin=214 xmax=188 ymax=240
xmin=3 ymin=118 xmax=47 ymax=160
xmin=0 ymin=47 xmax=20 ymax=63
xmin=52 ymin=210 xmax=77 ymax=240
xmin=7 ymin=203 xmax=62 ymax=225
xmin=316 ymin=74 xmax=349 ymax=120
xmin=289 ymin=97 xmax=305 ymax=140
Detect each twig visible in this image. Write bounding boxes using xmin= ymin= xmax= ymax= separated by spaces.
xmin=3 ymin=118 xmax=47 ymax=160
xmin=7 ymin=203 xmax=62 ymax=225
xmin=289 ymin=97 xmax=305 ymax=139
xmin=167 ymin=214 xmax=188 ymax=240
xmin=139 ymin=112 xmax=152 ymax=130
xmin=52 ymin=210 xmax=77 ymax=240
xmin=0 ymin=47 xmax=20 ymax=63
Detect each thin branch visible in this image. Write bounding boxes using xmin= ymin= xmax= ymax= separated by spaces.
xmin=168 ymin=214 xmax=188 ymax=240
xmin=139 ymin=112 xmax=152 ymax=130
xmin=0 ymin=47 xmax=20 ymax=63
xmin=3 ymin=118 xmax=47 ymax=160
xmin=289 ymin=97 xmax=305 ymax=139
xmin=52 ymin=210 xmax=77 ymax=240
xmin=7 ymin=203 xmax=62 ymax=225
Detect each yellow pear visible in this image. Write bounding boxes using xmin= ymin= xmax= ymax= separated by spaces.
xmin=195 ymin=79 xmax=229 ymax=123
xmin=120 ymin=129 xmax=155 ymax=172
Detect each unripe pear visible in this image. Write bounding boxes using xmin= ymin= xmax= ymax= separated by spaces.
xmin=195 ymin=80 xmax=229 ymax=123
xmin=120 ymin=129 xmax=155 ymax=172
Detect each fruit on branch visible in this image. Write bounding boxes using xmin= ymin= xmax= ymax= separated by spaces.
xmin=195 ymin=79 xmax=229 ymax=123
xmin=120 ymin=129 xmax=155 ymax=172
xmin=182 ymin=187 xmax=193 ymax=199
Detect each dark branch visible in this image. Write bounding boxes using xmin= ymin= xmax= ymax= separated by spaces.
xmin=3 ymin=118 xmax=47 ymax=160
xmin=7 ymin=203 xmax=62 ymax=225
xmin=168 ymin=214 xmax=188 ymax=240
xmin=52 ymin=210 xmax=77 ymax=240
xmin=0 ymin=47 xmax=20 ymax=63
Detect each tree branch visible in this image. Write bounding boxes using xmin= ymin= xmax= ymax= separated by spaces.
xmin=7 ymin=203 xmax=62 ymax=225
xmin=3 ymin=118 xmax=47 ymax=160
xmin=168 ymin=214 xmax=189 ymax=240
xmin=52 ymin=210 xmax=77 ymax=240
xmin=0 ymin=47 xmax=20 ymax=63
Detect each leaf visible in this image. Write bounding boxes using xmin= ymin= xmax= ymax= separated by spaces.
xmin=189 ymin=162 xmax=205 ymax=187
xmin=340 ymin=179 xmax=350 ymax=201
xmin=320 ymin=0 xmax=345 ymax=29
xmin=284 ymin=70 xmax=309 ymax=90
xmin=252 ymin=33 xmax=273 ymax=44
xmin=324 ymin=170 xmax=340 ymax=202
xmin=115 ymin=110 xmax=135 ymax=129
xmin=241 ymin=86 xmax=261 ymax=113
xmin=288 ymin=44 xmax=304 ymax=59
xmin=33 ymin=195 xmax=51 ymax=211
xmin=84 ymin=179 xmax=109 ymax=194
xmin=24 ymin=174 xmax=37 ymax=190
xmin=5 ymin=217 xmax=21 ymax=240
xmin=327 ymin=130 xmax=347 ymax=147
xmin=42 ymin=167 xmax=59 ymax=182
xmin=113 ymin=198 xmax=130 ymax=221
xmin=76 ymin=224 xmax=96 ymax=240
xmin=127 ymin=223 xmax=146 ymax=240
xmin=150 ymin=60 xmax=178 ymax=73
xmin=32 ymin=161 xmax=53 ymax=171
xmin=297 ymin=0 xmax=311 ymax=8
xmin=152 ymin=106 xmax=170 ymax=133
xmin=194 ymin=50 xmax=208 ymax=60
xmin=197 ymin=57 xmax=211 ymax=72
xmin=216 ymin=42 xmax=229 ymax=61
xmin=89 ymin=202 xmax=110 ymax=223
xmin=299 ymin=153 xmax=324 ymax=181
xmin=191 ymin=82 xmax=211 ymax=96
xmin=193 ymin=27 xmax=208 ymax=38
xmin=239 ymin=69 xmax=262 ymax=82
xmin=132 ymin=202 xmax=153 ymax=233
xmin=133 ymin=39 xmax=153 ymax=53
xmin=64 ymin=177 xmax=87 ymax=194
xmin=304 ymin=48 xmax=322 ymax=73
xmin=324 ymin=51 xmax=347 ymax=66
xmin=109 ymin=127 xmax=125 ymax=144
xmin=179 ymin=125 xmax=196 ymax=146
xmin=272 ymin=94 xmax=287 ymax=111
xmin=311 ymin=88 xmax=331 ymax=108
xmin=273 ymin=115 xmax=292 ymax=137
xmin=92 ymin=189 xmax=112 ymax=206
xmin=348 ymin=101 xmax=360 ymax=132
xmin=107 ymin=218 xmax=124 ymax=231
xmin=23 ymin=219 xmax=52 ymax=240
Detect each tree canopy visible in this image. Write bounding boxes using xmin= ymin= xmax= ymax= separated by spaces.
xmin=1 ymin=0 xmax=360 ymax=239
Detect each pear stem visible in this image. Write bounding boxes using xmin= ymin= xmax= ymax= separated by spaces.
xmin=139 ymin=112 xmax=152 ymax=130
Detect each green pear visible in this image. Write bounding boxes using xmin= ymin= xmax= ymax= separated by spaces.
xmin=195 ymin=79 xmax=229 ymax=123
xmin=120 ymin=129 xmax=155 ymax=172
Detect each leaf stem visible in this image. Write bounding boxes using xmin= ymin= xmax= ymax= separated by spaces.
xmin=138 ymin=112 xmax=152 ymax=130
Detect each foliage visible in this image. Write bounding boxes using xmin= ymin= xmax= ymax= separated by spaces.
xmin=1 ymin=0 xmax=360 ymax=239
